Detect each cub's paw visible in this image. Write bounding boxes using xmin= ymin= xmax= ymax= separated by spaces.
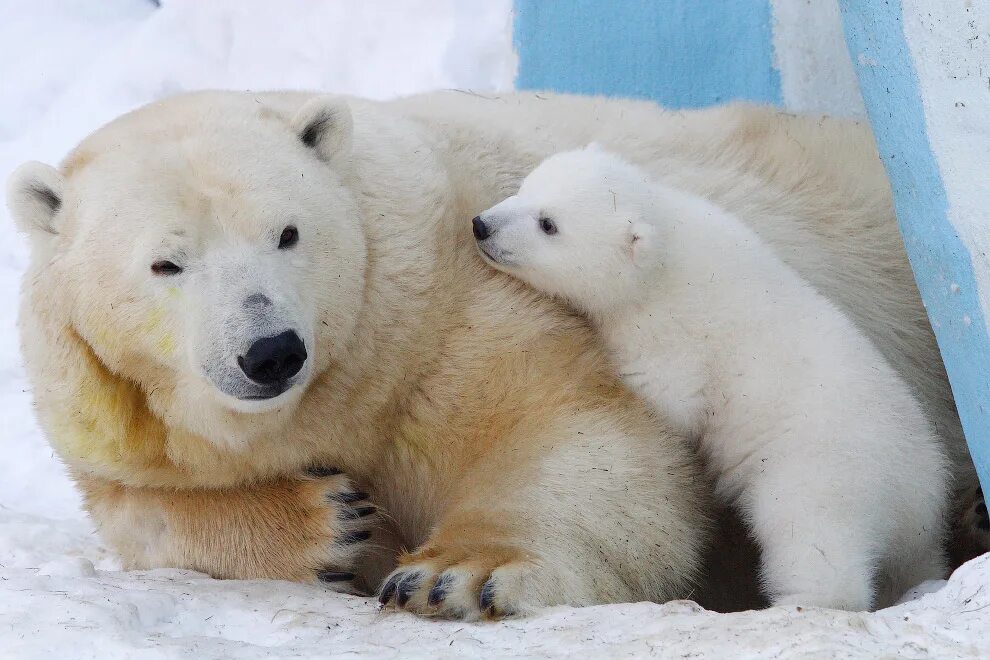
xmin=951 ymin=485 xmax=990 ymax=567
xmin=971 ymin=488 xmax=989 ymax=534
xmin=377 ymin=546 xmax=542 ymax=620
xmin=287 ymin=466 xmax=377 ymax=592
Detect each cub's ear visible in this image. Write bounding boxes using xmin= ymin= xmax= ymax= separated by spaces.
xmin=7 ymin=161 xmax=66 ymax=238
xmin=629 ymin=220 xmax=655 ymax=265
xmin=290 ymin=96 xmax=353 ymax=165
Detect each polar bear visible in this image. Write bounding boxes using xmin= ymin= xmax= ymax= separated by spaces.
xmin=5 ymin=90 xmax=982 ymax=618
xmin=474 ymin=146 xmax=949 ymax=610
xmin=7 ymin=92 xmax=709 ymax=620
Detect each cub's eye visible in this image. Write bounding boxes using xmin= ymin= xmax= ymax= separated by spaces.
xmin=539 ymin=216 xmax=558 ymax=236
xmin=278 ymin=225 xmax=299 ymax=249
xmin=151 ymin=260 xmax=183 ymax=276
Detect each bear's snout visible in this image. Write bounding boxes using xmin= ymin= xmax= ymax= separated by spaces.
xmin=237 ymin=330 xmax=308 ymax=387
xmin=472 ymin=216 xmax=491 ymax=241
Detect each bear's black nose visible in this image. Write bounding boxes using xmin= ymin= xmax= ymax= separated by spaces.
xmin=472 ymin=216 xmax=491 ymax=241
xmin=238 ymin=330 xmax=307 ymax=385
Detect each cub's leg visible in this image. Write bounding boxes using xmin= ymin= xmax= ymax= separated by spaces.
xmin=78 ymin=468 xmax=384 ymax=593
xmin=732 ymin=415 xmax=947 ymax=611
xmin=741 ymin=447 xmax=881 ymax=611
xmin=378 ymin=409 xmax=709 ymax=620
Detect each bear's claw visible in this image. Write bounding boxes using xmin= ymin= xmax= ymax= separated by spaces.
xmin=342 ymin=505 xmax=376 ymax=520
xmin=395 ymin=572 xmax=423 ymax=607
xmin=976 ymin=498 xmax=989 ymax=532
xmin=378 ymin=573 xmax=400 ymax=606
xmin=479 ymin=578 xmax=496 ymax=612
xmin=305 ymin=465 xmax=342 ymax=478
xmin=427 ymin=573 xmax=452 ymax=606
xmin=329 ymin=491 xmax=369 ymax=504
xmin=317 ymin=570 xmax=355 ymax=583
xmin=340 ymin=529 xmax=372 ymax=544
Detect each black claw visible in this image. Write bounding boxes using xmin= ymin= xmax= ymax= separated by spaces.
xmin=479 ymin=577 xmax=496 ymax=612
xmin=340 ymin=530 xmax=372 ymax=544
xmin=342 ymin=505 xmax=377 ymax=520
xmin=428 ymin=573 xmax=452 ymax=607
xmin=976 ymin=501 xmax=989 ymax=531
xmin=317 ymin=569 xmax=355 ymax=583
xmin=330 ymin=491 xmax=369 ymax=504
xmin=396 ymin=573 xmax=423 ymax=607
xmin=306 ymin=465 xmax=342 ymax=478
xmin=379 ymin=573 xmax=401 ymax=605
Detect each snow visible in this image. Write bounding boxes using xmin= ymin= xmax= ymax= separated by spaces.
xmin=2 ymin=527 xmax=988 ymax=658
xmin=0 ymin=1 xmax=986 ymax=657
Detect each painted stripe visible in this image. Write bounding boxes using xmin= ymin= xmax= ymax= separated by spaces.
xmin=513 ymin=0 xmax=782 ymax=108
xmin=841 ymin=0 xmax=990 ymax=493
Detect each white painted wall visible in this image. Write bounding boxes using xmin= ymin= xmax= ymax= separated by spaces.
xmin=903 ymin=0 xmax=990 ymax=334
xmin=771 ymin=0 xmax=866 ymax=117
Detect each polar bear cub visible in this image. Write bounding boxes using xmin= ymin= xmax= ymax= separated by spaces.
xmin=473 ymin=145 xmax=949 ymax=610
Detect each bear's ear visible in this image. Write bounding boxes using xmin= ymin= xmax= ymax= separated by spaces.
xmin=629 ymin=220 xmax=655 ymax=265
xmin=7 ymin=161 xmax=66 ymax=238
xmin=585 ymin=141 xmax=606 ymax=153
xmin=290 ymin=96 xmax=353 ymax=165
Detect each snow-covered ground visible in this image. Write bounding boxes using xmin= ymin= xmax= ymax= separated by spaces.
xmin=0 ymin=2 xmax=987 ymax=657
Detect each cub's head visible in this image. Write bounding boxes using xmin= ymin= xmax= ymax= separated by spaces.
xmin=473 ymin=145 xmax=657 ymax=312
xmin=7 ymin=92 xmax=367 ymax=453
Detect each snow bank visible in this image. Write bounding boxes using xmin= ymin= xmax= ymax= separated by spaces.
xmin=0 ymin=2 xmax=986 ymax=657
xmin=2 ymin=511 xmax=988 ymax=658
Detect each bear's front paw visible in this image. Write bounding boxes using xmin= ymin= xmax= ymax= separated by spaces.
xmin=291 ymin=466 xmax=377 ymax=593
xmin=377 ymin=546 xmax=542 ymax=620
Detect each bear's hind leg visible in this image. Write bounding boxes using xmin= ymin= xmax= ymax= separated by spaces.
xmin=378 ymin=410 xmax=710 ymax=620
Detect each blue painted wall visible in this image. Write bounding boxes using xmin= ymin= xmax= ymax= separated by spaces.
xmin=841 ymin=1 xmax=990 ymax=494
xmin=514 ymin=0 xmax=781 ymax=108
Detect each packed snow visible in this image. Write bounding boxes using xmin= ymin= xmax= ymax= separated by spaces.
xmin=0 ymin=1 xmax=986 ymax=657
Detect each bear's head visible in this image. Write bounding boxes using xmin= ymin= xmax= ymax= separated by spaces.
xmin=473 ymin=145 xmax=658 ymax=315
xmin=7 ymin=93 xmax=368 ymax=475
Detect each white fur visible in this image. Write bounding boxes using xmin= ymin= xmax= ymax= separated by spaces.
xmin=478 ymin=147 xmax=950 ymax=610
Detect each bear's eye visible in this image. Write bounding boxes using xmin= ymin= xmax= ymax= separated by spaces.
xmin=151 ymin=260 xmax=183 ymax=276
xmin=539 ymin=216 xmax=558 ymax=236
xmin=278 ymin=225 xmax=299 ymax=249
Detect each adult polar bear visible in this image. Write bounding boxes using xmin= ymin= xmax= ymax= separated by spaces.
xmin=7 ymin=91 xmax=977 ymax=616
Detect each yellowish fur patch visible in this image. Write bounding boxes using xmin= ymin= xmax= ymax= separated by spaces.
xmin=52 ymin=329 xmax=173 ymax=478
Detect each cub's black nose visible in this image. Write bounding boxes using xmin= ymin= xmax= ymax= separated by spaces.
xmin=238 ymin=330 xmax=307 ymax=385
xmin=472 ymin=216 xmax=491 ymax=241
